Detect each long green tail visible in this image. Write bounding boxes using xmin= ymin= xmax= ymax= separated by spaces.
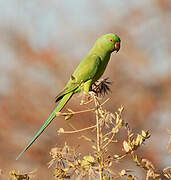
xmin=16 ymin=92 xmax=73 ymax=160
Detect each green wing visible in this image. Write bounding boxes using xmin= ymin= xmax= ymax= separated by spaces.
xmin=56 ymin=54 xmax=101 ymax=102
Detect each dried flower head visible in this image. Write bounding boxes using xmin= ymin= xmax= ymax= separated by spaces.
xmin=91 ymin=78 xmax=112 ymax=97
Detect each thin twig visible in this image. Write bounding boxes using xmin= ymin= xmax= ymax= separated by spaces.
xmin=102 ymin=133 xmax=115 ymax=149
xmin=56 ymin=108 xmax=95 ymax=116
xmin=56 ymin=98 xmax=109 ymax=117
xmin=100 ymin=98 xmax=110 ymax=106
xmin=78 ymin=135 xmax=95 ymax=143
xmin=58 ymin=125 xmax=97 ymax=134
xmin=103 ymin=131 xmax=113 ymax=139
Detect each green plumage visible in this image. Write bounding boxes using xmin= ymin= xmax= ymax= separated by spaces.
xmin=16 ymin=33 xmax=121 ymax=160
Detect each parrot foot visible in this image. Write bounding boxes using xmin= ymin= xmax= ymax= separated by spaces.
xmin=88 ymin=91 xmax=96 ymax=97
xmin=80 ymin=91 xmax=95 ymax=105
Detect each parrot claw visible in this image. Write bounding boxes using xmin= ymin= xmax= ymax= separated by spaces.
xmin=80 ymin=91 xmax=95 ymax=105
xmin=88 ymin=91 xmax=96 ymax=97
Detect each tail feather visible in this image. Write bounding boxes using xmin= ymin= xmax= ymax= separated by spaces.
xmin=16 ymin=92 xmax=73 ymax=160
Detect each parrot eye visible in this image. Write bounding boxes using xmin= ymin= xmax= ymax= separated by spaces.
xmin=109 ymin=39 xmax=114 ymax=42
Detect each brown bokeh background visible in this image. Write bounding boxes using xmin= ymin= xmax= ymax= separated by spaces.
xmin=0 ymin=0 xmax=171 ymax=179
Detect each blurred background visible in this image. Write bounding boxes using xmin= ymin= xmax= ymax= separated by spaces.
xmin=0 ymin=0 xmax=171 ymax=179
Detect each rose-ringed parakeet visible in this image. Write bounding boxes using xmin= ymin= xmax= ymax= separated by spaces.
xmin=16 ymin=33 xmax=121 ymax=160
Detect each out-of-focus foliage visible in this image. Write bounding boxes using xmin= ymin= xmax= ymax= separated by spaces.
xmin=0 ymin=0 xmax=170 ymax=179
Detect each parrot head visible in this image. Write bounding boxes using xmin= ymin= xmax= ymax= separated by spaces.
xmin=97 ymin=33 xmax=121 ymax=53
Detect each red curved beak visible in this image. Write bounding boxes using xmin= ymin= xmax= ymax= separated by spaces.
xmin=115 ymin=42 xmax=120 ymax=52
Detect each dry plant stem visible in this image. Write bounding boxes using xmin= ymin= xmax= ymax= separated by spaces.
xmin=94 ymin=95 xmax=103 ymax=180
xmin=58 ymin=98 xmax=110 ymax=135
xmin=103 ymin=133 xmax=115 ymax=149
xmin=57 ymin=98 xmax=109 ymax=116
xmin=60 ymin=124 xmax=97 ymax=134
xmin=59 ymin=108 xmax=95 ymax=116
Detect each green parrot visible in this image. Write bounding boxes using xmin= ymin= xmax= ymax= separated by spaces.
xmin=16 ymin=33 xmax=121 ymax=160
